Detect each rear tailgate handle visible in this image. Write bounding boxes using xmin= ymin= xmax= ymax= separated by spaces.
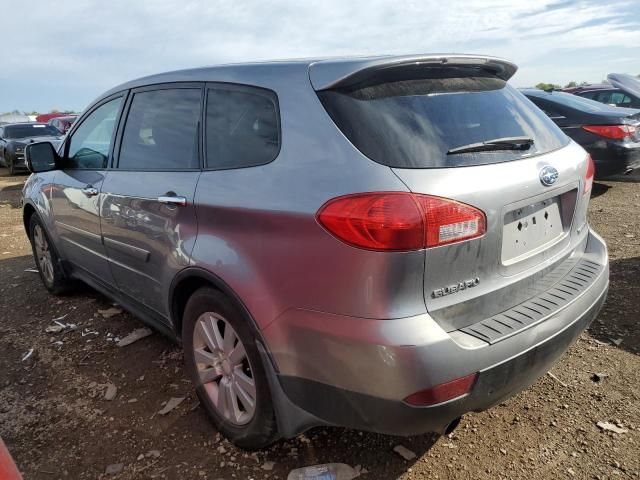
xmin=157 ymin=194 xmax=187 ymax=206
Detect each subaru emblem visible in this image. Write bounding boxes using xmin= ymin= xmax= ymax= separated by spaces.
xmin=539 ymin=166 xmax=559 ymax=186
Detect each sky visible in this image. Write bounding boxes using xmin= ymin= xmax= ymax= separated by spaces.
xmin=2 ymin=0 xmax=639 ymax=113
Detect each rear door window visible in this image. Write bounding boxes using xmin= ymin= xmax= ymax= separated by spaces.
xmin=205 ymin=85 xmax=280 ymax=169
xmin=318 ymin=71 xmax=568 ymax=168
xmin=118 ymin=87 xmax=202 ymax=170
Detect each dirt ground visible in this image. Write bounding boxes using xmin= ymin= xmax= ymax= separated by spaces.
xmin=0 ymin=168 xmax=638 ymax=480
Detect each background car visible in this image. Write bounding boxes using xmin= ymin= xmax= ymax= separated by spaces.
xmin=523 ymin=88 xmax=640 ymax=178
xmin=0 ymin=123 xmax=62 ymax=174
xmin=566 ymin=74 xmax=640 ymax=109
xmin=47 ymin=115 xmax=77 ymax=134
xmin=35 ymin=112 xmax=70 ymax=123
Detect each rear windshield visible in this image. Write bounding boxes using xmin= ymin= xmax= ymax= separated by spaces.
xmin=318 ymin=75 xmax=569 ymax=168
xmin=4 ymin=124 xmax=60 ymax=139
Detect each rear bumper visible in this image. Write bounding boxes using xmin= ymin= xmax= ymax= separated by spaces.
xmin=588 ymin=141 xmax=640 ymax=178
xmin=264 ymin=229 xmax=609 ymax=436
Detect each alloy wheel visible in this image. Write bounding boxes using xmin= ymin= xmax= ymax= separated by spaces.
xmin=33 ymin=224 xmax=54 ymax=285
xmin=193 ymin=312 xmax=256 ymax=426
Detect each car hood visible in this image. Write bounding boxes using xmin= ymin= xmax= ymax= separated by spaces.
xmin=607 ymin=73 xmax=640 ymax=99
xmin=10 ymin=136 xmax=63 ymax=148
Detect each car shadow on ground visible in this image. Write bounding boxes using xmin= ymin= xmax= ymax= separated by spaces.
xmin=587 ymin=255 xmax=639 ymax=356
xmin=590 ymin=182 xmax=611 ymax=198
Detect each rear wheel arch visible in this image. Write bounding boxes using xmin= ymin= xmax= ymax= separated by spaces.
xmin=170 ymin=268 xmax=264 ymax=345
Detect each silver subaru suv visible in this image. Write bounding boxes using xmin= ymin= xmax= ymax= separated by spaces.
xmin=23 ymin=55 xmax=609 ymax=449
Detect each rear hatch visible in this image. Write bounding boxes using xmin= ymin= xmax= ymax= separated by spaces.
xmin=607 ymin=73 xmax=640 ymax=100
xmin=313 ymin=57 xmax=592 ymax=332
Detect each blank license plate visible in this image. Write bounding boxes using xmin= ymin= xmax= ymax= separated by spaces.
xmin=502 ymin=197 xmax=564 ymax=263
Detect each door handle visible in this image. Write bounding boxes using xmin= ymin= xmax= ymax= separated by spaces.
xmin=157 ymin=195 xmax=187 ymax=206
xmin=81 ymin=186 xmax=99 ymax=197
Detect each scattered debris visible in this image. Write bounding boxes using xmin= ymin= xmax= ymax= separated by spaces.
xmin=21 ymin=349 xmax=34 ymax=362
xmin=98 ymin=307 xmax=123 ymax=319
xmin=287 ymin=463 xmax=359 ymax=480
xmin=596 ymin=421 xmax=628 ymax=434
xmin=146 ymin=450 xmax=161 ymax=459
xmin=158 ymin=396 xmax=185 ymax=415
xmin=567 ymin=467 xmax=576 ymax=476
xmin=611 ymin=338 xmax=623 ymax=346
xmin=547 ymin=372 xmax=568 ymax=387
xmin=262 ymin=461 xmax=275 ymax=471
xmin=393 ymin=444 xmax=417 ymax=461
xmin=105 ymin=463 xmax=124 ymax=475
xmin=24 ymin=268 xmax=39 ymax=273
xmin=45 ymin=324 xmax=65 ymax=334
xmin=104 ymin=383 xmax=118 ymax=401
xmin=117 ymin=327 xmax=153 ymax=347
xmin=590 ymin=372 xmax=609 ymax=383
xmin=499 ymin=448 xmax=507 ymax=455
xmin=354 ymin=465 xmax=368 ymax=476
xmin=45 ymin=316 xmax=77 ymax=334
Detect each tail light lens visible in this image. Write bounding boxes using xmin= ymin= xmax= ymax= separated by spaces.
xmin=584 ymin=154 xmax=595 ymax=195
xmin=404 ymin=373 xmax=478 ymax=406
xmin=582 ymin=124 xmax=636 ymax=140
xmin=317 ymin=192 xmax=486 ymax=251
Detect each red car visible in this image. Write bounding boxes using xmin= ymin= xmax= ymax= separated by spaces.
xmin=0 ymin=438 xmax=22 ymax=480
xmin=35 ymin=112 xmax=69 ymax=123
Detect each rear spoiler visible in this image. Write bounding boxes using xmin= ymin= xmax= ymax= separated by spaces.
xmin=309 ymin=54 xmax=518 ymax=91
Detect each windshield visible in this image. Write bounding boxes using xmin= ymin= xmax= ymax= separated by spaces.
xmin=318 ymin=75 xmax=568 ymax=168
xmin=4 ymin=124 xmax=60 ymax=139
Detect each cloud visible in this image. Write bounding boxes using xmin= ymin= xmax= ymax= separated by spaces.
xmin=2 ymin=0 xmax=639 ymax=111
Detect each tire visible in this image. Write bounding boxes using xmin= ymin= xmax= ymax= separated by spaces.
xmin=28 ymin=215 xmax=73 ymax=295
xmin=182 ymin=287 xmax=279 ymax=449
xmin=7 ymin=153 xmax=15 ymax=175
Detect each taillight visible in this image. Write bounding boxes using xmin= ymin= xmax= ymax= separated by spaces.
xmin=582 ymin=124 xmax=636 ymax=140
xmin=584 ymin=154 xmax=595 ymax=195
xmin=414 ymin=195 xmax=486 ymax=248
xmin=404 ymin=373 xmax=478 ymax=406
xmin=317 ymin=192 xmax=486 ymax=251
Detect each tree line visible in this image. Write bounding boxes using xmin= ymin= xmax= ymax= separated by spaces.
xmin=535 ymin=74 xmax=640 ymax=91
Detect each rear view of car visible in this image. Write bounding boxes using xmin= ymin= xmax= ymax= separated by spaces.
xmin=22 ymin=55 xmax=609 ymax=449
xmin=523 ymin=89 xmax=640 ymax=177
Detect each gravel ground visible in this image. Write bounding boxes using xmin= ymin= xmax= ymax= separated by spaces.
xmin=0 ymin=168 xmax=638 ymax=480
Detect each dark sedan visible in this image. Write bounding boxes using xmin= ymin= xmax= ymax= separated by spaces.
xmin=522 ymin=89 xmax=640 ymax=178
xmin=0 ymin=123 xmax=62 ymax=175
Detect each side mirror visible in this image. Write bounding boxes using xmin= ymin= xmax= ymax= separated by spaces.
xmin=25 ymin=141 xmax=60 ymax=173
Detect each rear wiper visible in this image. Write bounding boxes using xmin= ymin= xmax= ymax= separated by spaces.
xmin=447 ymin=136 xmax=534 ymax=155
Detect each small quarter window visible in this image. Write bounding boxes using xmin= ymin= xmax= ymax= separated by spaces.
xmin=205 ymin=86 xmax=279 ymax=169
xmin=66 ymin=97 xmax=123 ymax=169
